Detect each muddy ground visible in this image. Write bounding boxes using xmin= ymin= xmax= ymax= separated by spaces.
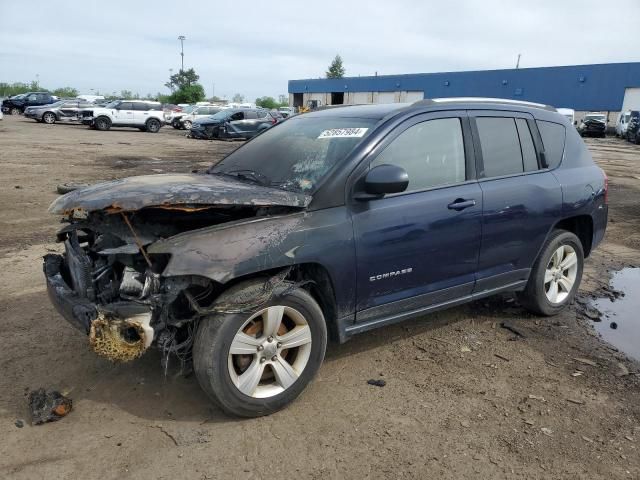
xmin=0 ymin=116 xmax=639 ymax=479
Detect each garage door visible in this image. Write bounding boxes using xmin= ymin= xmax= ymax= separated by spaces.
xmin=376 ymin=92 xmax=397 ymax=104
xmin=404 ymin=91 xmax=424 ymax=103
xmin=622 ymin=88 xmax=640 ymax=111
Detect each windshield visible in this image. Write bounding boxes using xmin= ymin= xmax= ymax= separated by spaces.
xmin=183 ymin=105 xmax=196 ymax=114
xmin=584 ymin=115 xmax=606 ymax=122
xmin=208 ymin=110 xmax=231 ymax=121
xmin=210 ymin=116 xmax=378 ymax=193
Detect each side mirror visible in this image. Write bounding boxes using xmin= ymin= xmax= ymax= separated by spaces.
xmin=362 ymin=164 xmax=409 ymax=197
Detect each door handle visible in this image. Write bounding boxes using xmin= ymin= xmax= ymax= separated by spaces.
xmin=447 ymin=198 xmax=476 ymax=211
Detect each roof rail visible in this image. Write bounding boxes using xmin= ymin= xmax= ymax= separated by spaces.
xmin=412 ymin=97 xmax=557 ymax=112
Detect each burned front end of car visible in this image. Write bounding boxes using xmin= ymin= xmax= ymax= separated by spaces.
xmin=43 ymin=173 xmax=311 ymax=364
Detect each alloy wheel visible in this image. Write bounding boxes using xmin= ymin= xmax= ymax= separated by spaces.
xmin=227 ymin=305 xmax=312 ymax=399
xmin=43 ymin=112 xmax=55 ymax=124
xmin=544 ymin=245 xmax=578 ymax=304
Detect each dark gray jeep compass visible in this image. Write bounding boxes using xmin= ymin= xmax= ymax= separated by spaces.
xmin=44 ymin=98 xmax=608 ymax=417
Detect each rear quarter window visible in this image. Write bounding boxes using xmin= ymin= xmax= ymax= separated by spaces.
xmin=536 ymin=121 xmax=566 ymax=169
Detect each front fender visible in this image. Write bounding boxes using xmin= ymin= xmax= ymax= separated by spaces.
xmin=147 ymin=207 xmax=357 ymax=316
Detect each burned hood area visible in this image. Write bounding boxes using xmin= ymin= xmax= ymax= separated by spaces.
xmin=44 ymin=172 xmax=311 ymax=365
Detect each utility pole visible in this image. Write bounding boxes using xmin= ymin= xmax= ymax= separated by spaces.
xmin=178 ymin=35 xmax=186 ymax=72
xmin=516 ymin=53 xmax=521 ymax=70
xmin=35 ymin=73 xmax=39 ymax=89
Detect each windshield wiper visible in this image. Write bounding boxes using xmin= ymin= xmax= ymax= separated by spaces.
xmin=216 ymin=169 xmax=272 ymax=187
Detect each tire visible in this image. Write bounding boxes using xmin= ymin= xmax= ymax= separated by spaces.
xmin=146 ymin=118 xmax=161 ymax=133
xmin=518 ymin=230 xmax=584 ymax=316
xmin=193 ymin=284 xmax=327 ymax=417
xmin=94 ymin=116 xmax=111 ymax=131
xmin=183 ymin=120 xmax=192 ymax=130
xmin=172 ymin=120 xmax=180 ymax=129
xmin=42 ymin=112 xmax=56 ymax=124
xmin=10 ymin=107 xmax=21 ymax=116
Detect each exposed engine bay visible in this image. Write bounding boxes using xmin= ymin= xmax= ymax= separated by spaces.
xmin=43 ymin=173 xmax=311 ymax=366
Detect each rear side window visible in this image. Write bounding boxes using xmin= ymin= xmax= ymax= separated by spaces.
xmin=244 ymin=111 xmax=258 ymax=119
xmin=371 ymin=117 xmax=466 ymax=192
xmin=476 ymin=117 xmax=523 ymax=177
xmin=515 ymin=119 xmax=539 ymax=172
xmin=536 ymin=121 xmax=566 ymax=169
xmin=133 ymin=103 xmax=149 ymax=111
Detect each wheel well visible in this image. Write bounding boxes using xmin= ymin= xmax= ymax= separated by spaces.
xmin=554 ymin=215 xmax=593 ymax=257
xmin=291 ymin=264 xmax=339 ymax=342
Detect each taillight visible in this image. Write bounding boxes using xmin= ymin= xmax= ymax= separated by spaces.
xmin=271 ymin=116 xmax=277 ymax=124
xmin=602 ymin=169 xmax=608 ymax=204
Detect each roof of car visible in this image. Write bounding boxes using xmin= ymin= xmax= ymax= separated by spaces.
xmin=304 ymin=97 xmax=558 ymax=120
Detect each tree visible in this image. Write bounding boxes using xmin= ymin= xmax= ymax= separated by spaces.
xmin=165 ymin=68 xmax=199 ymax=91
xmin=120 ymin=90 xmax=133 ymax=99
xmin=169 ymin=84 xmax=206 ymax=104
xmin=232 ymin=93 xmax=245 ymax=103
xmin=255 ymin=96 xmax=278 ymax=109
xmin=52 ymin=87 xmax=79 ymax=98
xmin=326 ymin=54 xmax=345 ymax=79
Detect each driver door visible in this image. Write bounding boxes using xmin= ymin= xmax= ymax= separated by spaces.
xmin=351 ymin=112 xmax=483 ymax=323
xmin=115 ymin=102 xmax=135 ymax=123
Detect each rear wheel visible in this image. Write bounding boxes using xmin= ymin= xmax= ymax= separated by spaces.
xmin=94 ymin=116 xmax=111 ymax=131
xmin=42 ymin=112 xmax=56 ymax=124
xmin=146 ymin=118 xmax=161 ymax=133
xmin=518 ymin=230 xmax=583 ymax=316
xmin=194 ymin=285 xmax=327 ymax=417
xmin=10 ymin=107 xmax=21 ymax=116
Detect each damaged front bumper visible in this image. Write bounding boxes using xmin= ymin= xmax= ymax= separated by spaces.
xmin=44 ymin=252 xmax=155 ymax=362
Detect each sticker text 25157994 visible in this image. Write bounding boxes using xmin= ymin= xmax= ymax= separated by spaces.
xmin=317 ymin=128 xmax=369 ymax=139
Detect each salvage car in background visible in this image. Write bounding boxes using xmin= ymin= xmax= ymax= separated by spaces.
xmin=44 ymin=98 xmax=607 ymax=417
xmin=577 ymin=112 xmax=607 ymax=137
xmin=178 ymin=105 xmax=224 ymax=130
xmin=189 ymin=108 xmax=276 ymax=139
xmin=24 ymin=99 xmax=94 ymax=124
xmin=80 ymin=100 xmax=165 ymax=132
xmin=2 ymin=92 xmax=57 ymax=115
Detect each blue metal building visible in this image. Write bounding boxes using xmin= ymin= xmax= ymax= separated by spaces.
xmin=288 ymin=62 xmax=640 ymax=112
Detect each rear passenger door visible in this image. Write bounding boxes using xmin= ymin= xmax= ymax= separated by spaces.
xmin=469 ymin=111 xmax=562 ymax=294
xmin=133 ymin=102 xmax=151 ymax=124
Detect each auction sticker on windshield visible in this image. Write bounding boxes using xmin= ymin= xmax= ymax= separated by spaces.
xmin=318 ymin=128 xmax=368 ymax=139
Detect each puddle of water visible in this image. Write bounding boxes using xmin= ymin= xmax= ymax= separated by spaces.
xmin=592 ymin=268 xmax=640 ymax=361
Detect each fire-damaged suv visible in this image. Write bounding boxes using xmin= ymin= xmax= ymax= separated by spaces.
xmin=44 ymin=98 xmax=608 ymax=417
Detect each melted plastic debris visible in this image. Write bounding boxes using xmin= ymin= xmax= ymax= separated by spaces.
xmin=28 ymin=388 xmax=73 ymax=425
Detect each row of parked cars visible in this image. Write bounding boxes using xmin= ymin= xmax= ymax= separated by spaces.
xmin=1 ymin=92 xmax=291 ymax=139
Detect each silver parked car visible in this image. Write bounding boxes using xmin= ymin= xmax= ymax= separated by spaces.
xmin=24 ymin=99 xmax=94 ymax=124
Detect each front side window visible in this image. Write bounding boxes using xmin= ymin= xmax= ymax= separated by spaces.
xmin=230 ymin=112 xmax=245 ymax=121
xmin=371 ymin=118 xmax=466 ymax=192
xmin=119 ymin=102 xmax=133 ymax=110
xmin=476 ymin=117 xmax=524 ymax=177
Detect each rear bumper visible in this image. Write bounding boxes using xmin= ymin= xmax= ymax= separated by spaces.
xmin=43 ymin=254 xmax=97 ymax=334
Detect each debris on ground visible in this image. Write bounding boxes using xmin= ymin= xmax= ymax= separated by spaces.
xmin=494 ymin=353 xmax=510 ymax=362
xmin=573 ymin=357 xmax=598 ymax=367
xmin=15 ymin=419 xmax=24 ymax=428
xmin=367 ymin=379 xmax=386 ymax=387
xmin=28 ymin=388 xmax=73 ymax=425
xmin=541 ymin=427 xmax=553 ymax=437
xmin=615 ymin=363 xmax=630 ymax=377
xmin=56 ymin=182 xmax=90 ymax=194
xmin=500 ymin=321 xmax=526 ymax=339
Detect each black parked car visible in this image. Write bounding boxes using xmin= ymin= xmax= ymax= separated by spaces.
xmin=2 ymin=92 xmax=57 ymax=115
xmin=625 ymin=114 xmax=640 ymax=143
xmin=577 ymin=113 xmax=607 ymax=137
xmin=189 ymin=108 xmax=276 ymax=139
xmin=44 ymin=99 xmax=607 ymax=417
xmin=24 ymin=99 xmax=94 ymax=124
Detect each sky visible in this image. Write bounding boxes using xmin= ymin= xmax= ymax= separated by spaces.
xmin=1 ymin=0 xmax=639 ymax=101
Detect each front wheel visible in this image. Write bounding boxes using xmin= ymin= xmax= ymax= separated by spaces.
xmin=146 ymin=118 xmax=161 ymax=133
xmin=94 ymin=116 xmax=111 ymax=131
xmin=518 ymin=230 xmax=584 ymax=316
xmin=194 ymin=285 xmax=327 ymax=417
xmin=42 ymin=112 xmax=56 ymax=124
xmin=10 ymin=107 xmax=21 ymax=116
xmin=183 ymin=120 xmax=192 ymax=130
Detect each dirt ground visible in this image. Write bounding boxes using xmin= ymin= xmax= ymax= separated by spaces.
xmin=0 ymin=116 xmax=639 ymax=479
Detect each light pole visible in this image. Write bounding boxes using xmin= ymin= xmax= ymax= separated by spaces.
xmin=35 ymin=73 xmax=39 ymax=89
xmin=178 ymin=35 xmax=186 ymax=72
